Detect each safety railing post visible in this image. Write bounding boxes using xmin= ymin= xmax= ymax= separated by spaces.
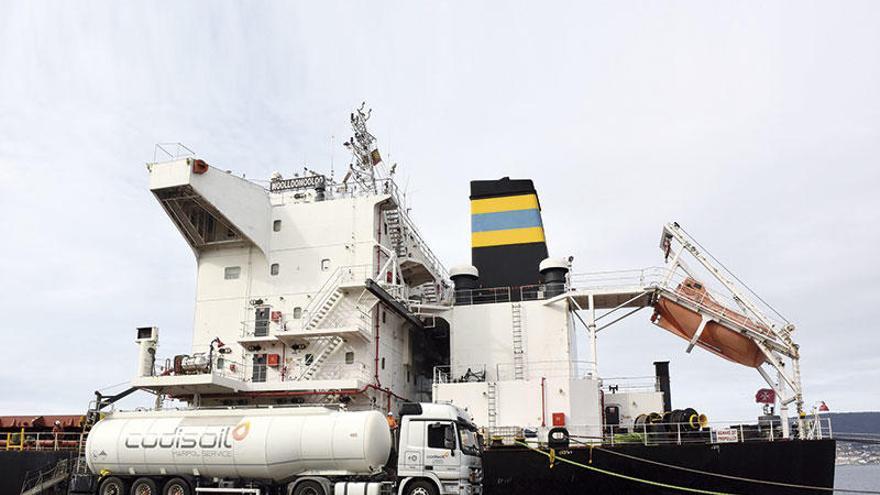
xmin=643 ymin=423 xmax=648 ymax=446
xmin=770 ymin=420 xmax=774 ymax=441
xmin=739 ymin=424 xmax=744 ymax=443
xmin=676 ymin=423 xmax=682 ymax=445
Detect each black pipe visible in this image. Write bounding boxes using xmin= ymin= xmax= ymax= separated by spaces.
xmin=654 ymin=361 xmax=672 ymax=412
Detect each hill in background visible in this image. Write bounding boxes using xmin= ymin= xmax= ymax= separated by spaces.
xmin=824 ymin=412 xmax=880 ymax=435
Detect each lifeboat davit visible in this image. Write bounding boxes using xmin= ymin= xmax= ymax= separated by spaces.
xmin=651 ymin=278 xmax=770 ymax=368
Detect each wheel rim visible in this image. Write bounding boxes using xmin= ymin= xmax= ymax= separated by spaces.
xmin=168 ymin=484 xmax=185 ymax=495
xmin=412 ymin=488 xmax=430 ymax=495
xmin=301 ymin=488 xmax=320 ymax=495
xmin=103 ymin=483 xmax=121 ymax=495
xmin=135 ymin=484 xmax=153 ymax=495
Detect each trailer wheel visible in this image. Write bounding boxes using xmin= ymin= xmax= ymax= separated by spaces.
xmin=293 ymin=480 xmax=326 ymax=495
xmin=131 ymin=477 xmax=159 ymax=495
xmin=404 ymin=480 xmax=438 ymax=495
xmin=99 ymin=477 xmax=126 ymax=495
xmin=163 ymin=478 xmax=191 ymax=495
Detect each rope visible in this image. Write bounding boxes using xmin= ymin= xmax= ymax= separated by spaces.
xmin=517 ymin=441 xmax=880 ymax=495
xmin=514 ymin=441 xmax=736 ymax=495
xmin=592 ymin=444 xmax=880 ymax=494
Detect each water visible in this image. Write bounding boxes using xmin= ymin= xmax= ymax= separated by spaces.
xmin=836 ymin=464 xmax=880 ymax=491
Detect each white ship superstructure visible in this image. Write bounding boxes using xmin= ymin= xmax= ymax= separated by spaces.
xmin=135 ymin=107 xmax=449 ymax=410
xmin=133 ymin=106 xmax=810 ymax=444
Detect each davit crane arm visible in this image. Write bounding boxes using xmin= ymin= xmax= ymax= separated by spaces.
xmin=659 ymin=222 xmax=805 ymax=438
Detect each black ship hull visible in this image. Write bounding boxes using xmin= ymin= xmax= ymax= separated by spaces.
xmin=0 ymin=440 xmax=836 ymax=495
xmin=482 ymin=439 xmax=836 ymax=494
xmin=0 ymin=450 xmax=73 ymax=494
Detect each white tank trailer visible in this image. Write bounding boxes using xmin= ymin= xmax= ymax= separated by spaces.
xmin=78 ymin=403 xmax=483 ymax=495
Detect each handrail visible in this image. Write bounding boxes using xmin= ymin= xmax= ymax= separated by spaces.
xmin=481 ymin=417 xmax=833 ymax=447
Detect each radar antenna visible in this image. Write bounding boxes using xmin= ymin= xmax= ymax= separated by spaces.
xmin=343 ymin=102 xmax=384 ymax=192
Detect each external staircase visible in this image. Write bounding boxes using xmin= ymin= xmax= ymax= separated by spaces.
xmin=19 ymin=457 xmax=71 ymax=495
xmin=297 ymin=335 xmax=345 ymax=380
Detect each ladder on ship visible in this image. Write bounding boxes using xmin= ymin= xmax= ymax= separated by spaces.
xmin=487 ymin=381 xmax=498 ymax=429
xmin=511 ymin=302 xmax=526 ymax=380
xmin=384 ymin=208 xmax=407 ymax=258
xmin=297 ymin=335 xmax=344 ymax=380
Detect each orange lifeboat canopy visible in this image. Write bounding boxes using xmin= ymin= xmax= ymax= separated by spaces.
xmin=652 ymin=278 xmax=768 ymax=368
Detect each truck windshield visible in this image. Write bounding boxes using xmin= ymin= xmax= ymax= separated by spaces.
xmin=458 ymin=425 xmax=480 ymax=456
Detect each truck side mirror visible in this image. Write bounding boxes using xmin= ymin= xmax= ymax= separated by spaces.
xmin=444 ymin=425 xmax=456 ymax=452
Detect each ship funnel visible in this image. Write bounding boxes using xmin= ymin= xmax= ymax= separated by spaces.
xmin=470 ymin=178 xmax=548 ymax=289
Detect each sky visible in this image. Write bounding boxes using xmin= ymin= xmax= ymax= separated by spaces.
xmin=1 ymin=1 xmax=878 ymax=420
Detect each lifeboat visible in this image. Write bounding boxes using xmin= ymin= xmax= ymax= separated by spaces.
xmin=651 ymin=277 xmax=770 ymax=368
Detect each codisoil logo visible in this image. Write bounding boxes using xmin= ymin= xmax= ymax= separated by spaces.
xmin=231 ymin=420 xmax=251 ymax=441
xmin=122 ymin=419 xmax=252 ymax=451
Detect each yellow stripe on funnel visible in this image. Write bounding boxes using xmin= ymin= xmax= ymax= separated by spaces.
xmin=471 ymin=194 xmax=540 ymax=215
xmin=472 ymin=227 xmax=545 ymax=248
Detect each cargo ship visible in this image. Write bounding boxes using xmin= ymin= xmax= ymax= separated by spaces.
xmin=2 ymin=105 xmax=835 ymax=495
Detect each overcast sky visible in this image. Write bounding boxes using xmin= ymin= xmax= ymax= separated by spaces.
xmin=1 ymin=1 xmax=878 ymax=419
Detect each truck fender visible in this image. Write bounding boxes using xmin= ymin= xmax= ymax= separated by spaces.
xmin=398 ymin=474 xmax=443 ymax=495
xmin=289 ymin=476 xmax=332 ymax=495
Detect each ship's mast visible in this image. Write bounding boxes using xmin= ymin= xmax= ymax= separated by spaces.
xmin=343 ymin=102 xmax=384 ymax=192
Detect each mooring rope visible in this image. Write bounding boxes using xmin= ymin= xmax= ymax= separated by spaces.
xmin=514 ymin=441 xmax=736 ymax=495
xmin=515 ymin=441 xmax=880 ymax=495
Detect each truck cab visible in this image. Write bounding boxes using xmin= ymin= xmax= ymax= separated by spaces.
xmin=397 ymin=403 xmax=482 ymax=495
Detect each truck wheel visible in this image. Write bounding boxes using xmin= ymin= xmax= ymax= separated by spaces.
xmin=99 ymin=477 xmax=126 ymax=495
xmin=131 ymin=477 xmax=159 ymax=495
xmin=293 ymin=480 xmax=326 ymax=495
xmin=163 ymin=478 xmax=191 ymax=495
xmin=405 ymin=480 xmax=438 ymax=495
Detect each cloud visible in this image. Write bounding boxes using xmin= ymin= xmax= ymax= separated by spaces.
xmin=0 ymin=1 xmax=878 ymax=418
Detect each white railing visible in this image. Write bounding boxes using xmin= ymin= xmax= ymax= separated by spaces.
xmin=433 ymin=361 xmax=596 ymax=384
xmin=302 ymin=264 xmax=371 ymax=328
xmin=601 ymin=376 xmax=660 ymax=393
xmin=603 ymin=417 xmax=834 ymax=446
xmin=433 ymin=364 xmax=488 ymax=384
xmin=453 ymin=287 xmax=512 ymax=305
xmin=294 ymin=361 xmax=372 ymax=382
xmin=482 ymin=417 xmax=833 ymax=447
xmin=496 ymin=360 xmax=595 ymax=381
xmin=152 ymin=354 xmax=247 ymax=382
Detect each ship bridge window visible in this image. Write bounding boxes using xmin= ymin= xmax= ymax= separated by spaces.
xmin=271 ymin=263 xmax=280 ymax=276
xmin=345 ymin=351 xmax=354 ymax=364
xmin=224 ymin=266 xmax=241 ymax=280
xmin=273 ymin=219 xmax=282 ymax=232
xmin=293 ymin=307 xmax=302 ymax=319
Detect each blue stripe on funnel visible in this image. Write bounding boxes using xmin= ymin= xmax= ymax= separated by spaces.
xmin=471 ymin=209 xmax=543 ymax=233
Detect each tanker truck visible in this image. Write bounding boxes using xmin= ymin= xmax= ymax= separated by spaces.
xmin=70 ymin=402 xmax=482 ymax=495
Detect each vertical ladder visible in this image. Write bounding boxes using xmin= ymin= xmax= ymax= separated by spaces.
xmin=487 ymin=381 xmax=498 ymax=429
xmin=298 ymin=336 xmax=344 ymax=380
xmin=384 ymin=209 xmax=407 ymax=257
xmin=511 ymin=302 xmax=525 ymax=380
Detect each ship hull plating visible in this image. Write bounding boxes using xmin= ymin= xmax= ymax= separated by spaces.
xmin=481 ymin=439 xmax=836 ymax=494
